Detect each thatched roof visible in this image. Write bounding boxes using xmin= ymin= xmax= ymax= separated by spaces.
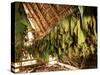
xmin=23 ymin=3 xmax=78 ymax=39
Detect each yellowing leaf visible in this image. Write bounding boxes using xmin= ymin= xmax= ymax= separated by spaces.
xmin=78 ymin=19 xmax=85 ymax=45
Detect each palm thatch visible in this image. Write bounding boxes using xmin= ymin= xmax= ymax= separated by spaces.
xmin=23 ymin=3 xmax=78 ymax=39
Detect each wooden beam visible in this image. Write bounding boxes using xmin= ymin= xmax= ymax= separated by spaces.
xmin=23 ymin=3 xmax=37 ymax=30
xmin=26 ymin=3 xmax=45 ymax=33
xmin=49 ymin=5 xmax=59 ymax=20
xmin=33 ymin=3 xmax=49 ymax=31
xmin=57 ymin=62 xmax=78 ymax=70
xmin=65 ymin=6 xmax=77 ymax=17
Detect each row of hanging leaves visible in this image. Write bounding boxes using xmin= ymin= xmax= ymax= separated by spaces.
xmin=29 ymin=8 xmax=97 ymax=64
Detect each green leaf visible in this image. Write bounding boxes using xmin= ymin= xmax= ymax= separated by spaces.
xmin=20 ymin=17 xmax=30 ymax=27
xmin=78 ymin=19 xmax=85 ymax=45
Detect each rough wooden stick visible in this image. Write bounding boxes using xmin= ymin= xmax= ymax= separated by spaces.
xmin=57 ymin=62 xmax=78 ymax=70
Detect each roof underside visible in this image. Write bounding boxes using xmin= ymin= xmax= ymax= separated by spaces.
xmin=22 ymin=3 xmax=78 ymax=39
